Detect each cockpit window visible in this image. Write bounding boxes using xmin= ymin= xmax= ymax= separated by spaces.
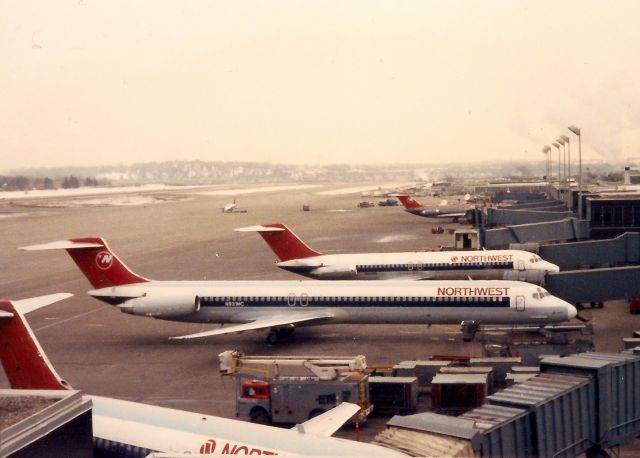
xmin=532 ymin=287 xmax=551 ymax=299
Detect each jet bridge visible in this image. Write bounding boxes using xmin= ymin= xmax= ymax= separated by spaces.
xmin=511 ymin=232 xmax=640 ymax=271
xmin=472 ymin=218 xmax=590 ymax=249
xmin=543 ymin=266 xmax=640 ymax=304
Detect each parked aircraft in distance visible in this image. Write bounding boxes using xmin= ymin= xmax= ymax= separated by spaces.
xmin=393 ymin=193 xmax=475 ymax=221
xmin=20 ymin=238 xmax=577 ymax=343
xmin=235 ymin=223 xmax=559 ymax=281
xmin=0 ymin=294 xmax=405 ymax=457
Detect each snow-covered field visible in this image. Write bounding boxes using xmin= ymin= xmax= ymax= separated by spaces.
xmin=314 ymin=183 xmax=412 ymax=196
xmin=0 ymin=184 xmax=206 ymax=201
xmin=196 ymin=184 xmax=322 ymax=196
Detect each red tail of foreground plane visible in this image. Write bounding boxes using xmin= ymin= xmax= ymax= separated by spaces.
xmin=235 ymin=223 xmax=322 ymax=261
xmin=0 ymin=293 xmax=73 ymax=390
xmin=394 ymin=194 xmax=423 ymax=209
xmin=20 ymin=238 xmax=149 ymax=289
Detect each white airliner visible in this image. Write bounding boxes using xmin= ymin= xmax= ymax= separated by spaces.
xmin=20 ymin=237 xmax=576 ymax=343
xmin=394 ymin=193 xmax=475 ymax=220
xmin=0 ymin=294 xmax=405 ymax=457
xmin=235 ymin=223 xmax=560 ymax=280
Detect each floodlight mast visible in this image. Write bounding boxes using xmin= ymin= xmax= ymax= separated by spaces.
xmin=568 ymin=126 xmax=582 ymax=218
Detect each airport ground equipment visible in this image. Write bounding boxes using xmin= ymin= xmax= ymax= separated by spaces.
xmin=375 ymin=351 xmax=640 ymax=458
xmin=511 ymin=232 xmax=640 ymax=271
xmin=219 ymin=350 xmax=372 ymax=425
xmin=368 ymin=377 xmax=418 ymax=414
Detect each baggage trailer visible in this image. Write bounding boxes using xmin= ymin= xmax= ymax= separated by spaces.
xmin=368 ymin=376 xmax=418 ymax=415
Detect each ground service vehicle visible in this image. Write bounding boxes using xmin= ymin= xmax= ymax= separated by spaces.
xmin=219 ymin=351 xmax=372 ymax=425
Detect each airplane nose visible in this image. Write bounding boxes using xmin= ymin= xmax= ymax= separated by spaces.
xmin=546 ymin=262 xmax=560 ymax=273
xmin=567 ymin=303 xmax=578 ymax=320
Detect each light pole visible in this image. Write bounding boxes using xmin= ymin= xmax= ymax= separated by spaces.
xmin=542 ymin=146 xmax=551 ymax=194
xmin=553 ymin=142 xmax=561 ymax=191
xmin=561 ymin=135 xmax=571 ymax=186
xmin=557 ymin=137 xmax=566 ymax=188
xmin=568 ymin=125 xmax=582 ymax=218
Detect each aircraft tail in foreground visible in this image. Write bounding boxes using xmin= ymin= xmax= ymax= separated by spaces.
xmin=0 ymin=293 xmax=73 ymax=390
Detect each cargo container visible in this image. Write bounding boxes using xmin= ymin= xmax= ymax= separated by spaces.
xmin=392 ymin=360 xmax=450 ymax=387
xmin=540 ymin=352 xmax=640 ymax=450
xmin=469 ymin=357 xmax=522 ymax=388
xmin=368 ymin=376 xmax=418 ymax=414
xmin=440 ymin=366 xmax=495 ymax=394
xmin=432 ymin=373 xmax=489 ymax=414
xmin=487 ymin=372 xmax=595 ymax=457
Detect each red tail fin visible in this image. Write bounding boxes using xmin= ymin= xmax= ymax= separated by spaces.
xmin=21 ymin=238 xmax=149 ymax=289
xmin=395 ymin=194 xmax=424 ymax=209
xmin=0 ymin=298 xmax=70 ymax=390
xmin=237 ymin=224 xmax=322 ymax=261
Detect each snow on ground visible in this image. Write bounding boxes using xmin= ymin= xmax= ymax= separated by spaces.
xmin=196 ymin=184 xmax=322 ymax=196
xmin=0 ymin=184 xmax=210 ymax=201
xmin=374 ymin=234 xmax=420 ymax=243
xmin=314 ymin=183 xmax=412 ymax=196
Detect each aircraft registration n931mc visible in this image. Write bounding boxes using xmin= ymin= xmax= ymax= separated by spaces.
xmin=235 ymin=223 xmax=559 ymax=281
xmin=20 ymin=238 xmax=576 ymax=344
xmin=0 ymin=294 xmax=406 ymax=457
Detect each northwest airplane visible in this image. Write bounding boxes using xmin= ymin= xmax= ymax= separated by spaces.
xmin=394 ymin=193 xmax=475 ymax=221
xmin=0 ymin=293 xmax=405 ymax=457
xmin=20 ymin=238 xmax=577 ymax=343
xmin=235 ymin=223 xmax=559 ymax=281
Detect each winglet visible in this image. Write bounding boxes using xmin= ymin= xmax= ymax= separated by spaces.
xmin=293 ymin=402 xmax=360 ymax=437
xmin=235 ymin=223 xmax=322 ymax=261
xmin=0 ymin=293 xmax=73 ymax=390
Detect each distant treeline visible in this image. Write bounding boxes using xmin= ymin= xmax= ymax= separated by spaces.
xmin=0 ymin=175 xmax=101 ymax=192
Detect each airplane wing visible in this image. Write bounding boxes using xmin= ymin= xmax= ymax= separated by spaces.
xmin=170 ymin=311 xmax=335 ymax=340
xmin=294 ymin=402 xmax=360 ymax=437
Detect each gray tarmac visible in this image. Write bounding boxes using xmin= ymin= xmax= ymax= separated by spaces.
xmin=1 ymin=183 xmax=638 ymax=447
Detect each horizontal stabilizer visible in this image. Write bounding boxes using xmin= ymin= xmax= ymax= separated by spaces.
xmin=19 ymin=240 xmax=104 ymax=251
xmin=235 ymin=225 xmax=285 ymax=233
xmin=295 ymin=402 xmax=360 ymax=437
xmin=12 ymin=293 xmax=74 ymax=315
xmin=170 ymin=311 xmax=334 ymax=340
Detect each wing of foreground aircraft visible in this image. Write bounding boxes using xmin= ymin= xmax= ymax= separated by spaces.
xmin=171 ymin=310 xmax=335 ymax=340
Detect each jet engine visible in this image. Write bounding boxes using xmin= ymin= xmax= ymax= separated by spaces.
xmin=119 ymin=295 xmax=198 ymax=318
xmin=309 ymin=265 xmax=358 ymax=280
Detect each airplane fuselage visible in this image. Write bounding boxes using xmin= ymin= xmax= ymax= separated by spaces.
xmin=275 ymin=250 xmax=559 ymax=281
xmin=90 ymin=279 xmax=575 ymax=326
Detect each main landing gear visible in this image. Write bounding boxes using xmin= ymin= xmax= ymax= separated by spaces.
xmin=266 ymin=325 xmax=295 ymax=345
xmin=461 ymin=320 xmax=480 ymax=342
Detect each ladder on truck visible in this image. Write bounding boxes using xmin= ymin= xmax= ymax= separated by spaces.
xmin=218 ymin=350 xmax=368 ymax=380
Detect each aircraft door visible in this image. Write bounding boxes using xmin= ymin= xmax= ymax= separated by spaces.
xmin=300 ymin=293 xmax=308 ymax=306
xmin=517 ymin=260 xmax=525 ymax=271
xmin=516 ymin=295 xmax=525 ymax=311
xmin=287 ymin=293 xmax=296 ymax=306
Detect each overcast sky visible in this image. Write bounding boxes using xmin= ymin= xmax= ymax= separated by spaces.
xmin=2 ymin=1 xmax=640 ymax=170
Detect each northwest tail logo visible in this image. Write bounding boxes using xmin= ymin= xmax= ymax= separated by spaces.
xmin=96 ymin=251 xmax=114 ymax=270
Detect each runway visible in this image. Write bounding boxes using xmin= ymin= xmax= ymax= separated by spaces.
xmin=1 ymin=183 xmax=638 ymax=444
